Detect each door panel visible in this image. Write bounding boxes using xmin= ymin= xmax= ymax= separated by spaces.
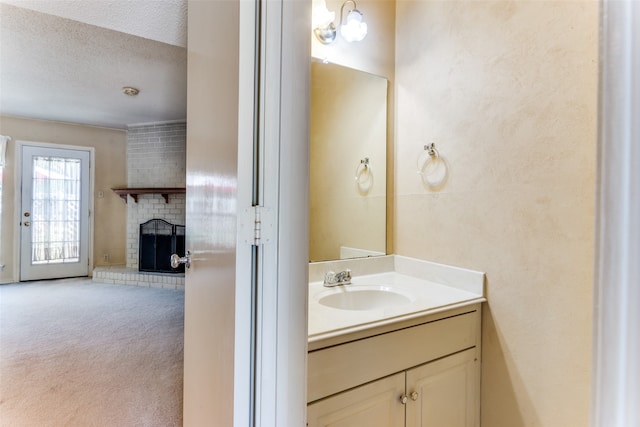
xmin=182 ymin=1 xmax=240 ymax=425
xmin=406 ymin=348 xmax=480 ymax=427
xmin=20 ymin=145 xmax=90 ymax=281
xmin=307 ymin=373 xmax=405 ymax=427
xmin=183 ymin=1 xmax=309 ymax=425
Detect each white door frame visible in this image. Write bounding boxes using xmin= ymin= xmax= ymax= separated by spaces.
xmin=14 ymin=140 xmax=95 ymax=282
xmin=592 ymin=2 xmax=640 ymax=426
xmin=183 ymin=0 xmax=309 ymax=425
xmin=234 ymin=0 xmax=310 ymax=425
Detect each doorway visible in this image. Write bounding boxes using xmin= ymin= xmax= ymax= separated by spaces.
xmin=19 ymin=144 xmax=91 ymax=281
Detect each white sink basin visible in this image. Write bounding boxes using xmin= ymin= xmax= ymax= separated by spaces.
xmin=317 ymin=286 xmax=413 ymax=311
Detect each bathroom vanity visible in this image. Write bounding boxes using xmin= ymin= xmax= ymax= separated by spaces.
xmin=307 ymin=256 xmax=485 ymax=427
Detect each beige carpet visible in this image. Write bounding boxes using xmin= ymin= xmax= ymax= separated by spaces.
xmin=0 ymin=278 xmax=184 ymax=427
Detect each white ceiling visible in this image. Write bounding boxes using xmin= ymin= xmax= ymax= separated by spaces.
xmin=0 ymin=0 xmax=188 ymax=129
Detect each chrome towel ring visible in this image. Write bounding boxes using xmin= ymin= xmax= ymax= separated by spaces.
xmin=355 ymin=157 xmax=373 ymax=193
xmin=417 ymin=143 xmax=448 ymax=188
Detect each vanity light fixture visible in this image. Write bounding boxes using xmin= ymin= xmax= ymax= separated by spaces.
xmin=313 ymin=0 xmax=367 ymax=45
xmin=339 ymin=0 xmax=367 ymax=42
xmin=313 ymin=0 xmax=337 ymax=44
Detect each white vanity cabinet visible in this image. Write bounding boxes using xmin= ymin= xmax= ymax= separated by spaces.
xmin=405 ymin=348 xmax=479 ymax=427
xmin=307 ymin=304 xmax=481 ymax=427
xmin=307 ymin=373 xmax=406 ymax=427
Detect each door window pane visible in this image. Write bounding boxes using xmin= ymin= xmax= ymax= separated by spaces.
xmin=31 ymin=156 xmax=82 ymax=264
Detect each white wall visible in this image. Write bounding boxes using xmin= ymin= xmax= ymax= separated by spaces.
xmin=395 ymin=2 xmax=597 ymax=425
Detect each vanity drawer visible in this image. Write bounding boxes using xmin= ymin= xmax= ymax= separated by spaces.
xmin=307 ymin=309 xmax=480 ymax=403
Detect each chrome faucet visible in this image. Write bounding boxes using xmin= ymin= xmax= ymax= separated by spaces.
xmin=323 ymin=269 xmax=352 ymax=287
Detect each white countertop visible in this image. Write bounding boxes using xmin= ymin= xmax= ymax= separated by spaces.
xmin=308 ymin=256 xmax=486 ymax=343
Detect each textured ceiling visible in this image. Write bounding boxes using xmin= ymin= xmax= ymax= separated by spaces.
xmin=0 ymin=1 xmax=187 ymax=129
xmin=0 ymin=0 xmax=187 ymax=47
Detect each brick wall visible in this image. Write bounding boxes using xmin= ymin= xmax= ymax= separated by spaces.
xmin=127 ymin=122 xmax=186 ymax=187
xmin=126 ymin=122 xmax=186 ymax=269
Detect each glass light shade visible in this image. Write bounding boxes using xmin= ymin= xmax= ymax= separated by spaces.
xmin=340 ymin=10 xmax=367 ymax=42
xmin=312 ymin=0 xmax=335 ymax=27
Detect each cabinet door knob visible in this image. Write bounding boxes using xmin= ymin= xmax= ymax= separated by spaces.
xmin=410 ymin=391 xmax=419 ymax=401
xmin=400 ymin=394 xmax=408 ymax=404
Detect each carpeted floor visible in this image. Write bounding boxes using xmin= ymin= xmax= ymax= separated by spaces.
xmin=0 ymin=278 xmax=184 ymax=427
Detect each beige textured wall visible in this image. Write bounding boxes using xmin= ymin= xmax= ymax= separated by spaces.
xmin=395 ymin=2 xmax=597 ymax=426
xmin=0 ymin=116 xmax=127 ymax=283
xmin=310 ymin=62 xmax=387 ymax=261
xmin=312 ymin=0 xmax=396 ymax=254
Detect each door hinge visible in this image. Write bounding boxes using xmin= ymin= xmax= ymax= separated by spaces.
xmin=240 ymin=206 xmax=274 ymax=246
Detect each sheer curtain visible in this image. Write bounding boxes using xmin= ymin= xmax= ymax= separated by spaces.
xmin=0 ymin=135 xmax=9 ymax=270
xmin=0 ymin=135 xmax=8 ymax=167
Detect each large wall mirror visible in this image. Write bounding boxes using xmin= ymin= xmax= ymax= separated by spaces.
xmin=309 ymin=61 xmax=388 ymax=262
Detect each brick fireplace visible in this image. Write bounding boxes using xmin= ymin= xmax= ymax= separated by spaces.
xmin=93 ymin=121 xmax=186 ymax=289
xmin=125 ymin=122 xmax=186 ymax=271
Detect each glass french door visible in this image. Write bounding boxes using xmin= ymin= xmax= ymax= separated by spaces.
xmin=20 ymin=145 xmax=90 ymax=281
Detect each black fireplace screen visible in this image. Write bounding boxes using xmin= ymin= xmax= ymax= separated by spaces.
xmin=139 ymin=219 xmax=185 ymax=273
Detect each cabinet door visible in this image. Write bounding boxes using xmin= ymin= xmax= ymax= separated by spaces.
xmin=307 ymin=373 xmax=405 ymax=427
xmin=405 ymin=348 xmax=480 ymax=427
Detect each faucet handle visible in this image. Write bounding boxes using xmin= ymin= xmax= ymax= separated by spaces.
xmin=324 ymin=271 xmax=336 ymax=284
xmin=335 ymin=269 xmax=352 ymax=284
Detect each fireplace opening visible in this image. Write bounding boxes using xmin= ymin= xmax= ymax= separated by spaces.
xmin=139 ymin=219 xmax=185 ymax=273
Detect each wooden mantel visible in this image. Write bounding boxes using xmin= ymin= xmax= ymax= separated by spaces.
xmin=112 ymin=187 xmax=186 ymax=204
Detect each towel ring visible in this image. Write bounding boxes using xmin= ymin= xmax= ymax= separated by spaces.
xmin=355 ymin=157 xmax=373 ymax=192
xmin=417 ymin=143 xmax=447 ymax=187
xmin=416 ymin=143 xmax=439 ymax=170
